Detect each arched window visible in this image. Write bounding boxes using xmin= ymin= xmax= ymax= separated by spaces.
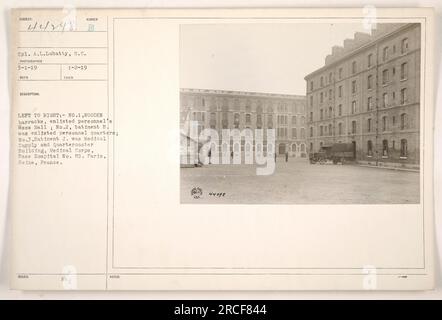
xmin=222 ymin=111 xmax=228 ymax=129
xmin=383 ymin=69 xmax=389 ymax=84
xmin=400 ymin=139 xmax=408 ymax=157
xmin=338 ymin=122 xmax=343 ymax=135
xmin=351 ymin=101 xmax=356 ymax=114
xmin=382 ymin=116 xmax=387 ymax=131
xmin=400 ymin=113 xmax=407 ymax=130
xmin=256 ymin=114 xmax=262 ymax=129
xmin=401 ymin=38 xmax=409 ymax=53
xmin=352 ymin=120 xmax=357 ymax=134
xmin=210 ymin=112 xmax=216 ymax=129
xmin=401 ymin=62 xmax=408 ymax=80
xmin=328 ymin=124 xmax=332 ymax=136
xmin=383 ymin=46 xmax=389 ymax=61
xmin=367 ymin=140 xmax=373 ymax=156
xmin=300 ymin=128 xmax=305 ymax=139
xmin=382 ymin=140 xmax=388 ymax=157
xmin=256 ymin=105 xmax=263 ymax=129
xmin=245 ymin=114 xmax=251 ymax=125
xmin=310 ymin=126 xmax=314 ymax=137
xmin=401 ymin=88 xmax=407 ymax=105
xmin=267 ymin=114 xmax=273 ymax=129
xmin=279 ymin=143 xmax=286 ymax=155
xmin=233 ymin=113 xmax=240 ymax=129
xmin=367 ymin=97 xmax=373 ymax=110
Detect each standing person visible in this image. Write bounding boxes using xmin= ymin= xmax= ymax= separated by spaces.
xmin=285 ymin=151 xmax=288 ymax=162
xmin=274 ymin=152 xmax=277 ymax=163
xmin=208 ymin=149 xmax=212 ymax=164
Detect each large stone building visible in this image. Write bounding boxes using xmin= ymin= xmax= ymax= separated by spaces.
xmin=180 ymin=88 xmax=307 ymax=160
xmin=305 ymin=23 xmax=420 ymax=168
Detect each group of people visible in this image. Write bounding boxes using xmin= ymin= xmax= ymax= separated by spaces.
xmin=206 ymin=150 xmax=290 ymax=163
xmin=274 ymin=152 xmax=289 ymax=162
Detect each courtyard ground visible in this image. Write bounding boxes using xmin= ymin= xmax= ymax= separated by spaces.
xmin=180 ymin=158 xmax=420 ymax=204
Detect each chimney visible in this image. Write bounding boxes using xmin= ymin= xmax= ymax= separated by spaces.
xmin=332 ymin=45 xmax=344 ymax=55
xmin=325 ymin=54 xmax=333 ymax=65
xmin=343 ymin=38 xmax=355 ymax=50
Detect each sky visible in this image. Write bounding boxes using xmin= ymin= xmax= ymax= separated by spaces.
xmin=180 ymin=23 xmax=370 ymax=95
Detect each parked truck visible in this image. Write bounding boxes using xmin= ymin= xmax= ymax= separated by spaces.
xmin=309 ymin=143 xmax=356 ymax=164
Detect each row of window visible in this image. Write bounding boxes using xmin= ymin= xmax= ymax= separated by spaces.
xmin=277 ymin=127 xmax=306 ymax=139
xmin=309 ymin=37 xmax=410 ymax=91
xmin=311 ymin=113 xmax=409 ymax=137
xmin=208 ymin=113 xmax=306 ymax=130
xmin=367 ymin=139 xmax=408 ymax=158
xmin=192 ymin=112 xmax=306 ymax=129
xmin=309 ymin=88 xmax=409 ymax=122
xmin=311 ymin=63 xmax=409 ymax=106
xmin=182 ymin=97 xmax=305 ymax=114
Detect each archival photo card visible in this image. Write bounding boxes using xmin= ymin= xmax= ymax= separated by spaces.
xmin=9 ymin=8 xmax=434 ymax=291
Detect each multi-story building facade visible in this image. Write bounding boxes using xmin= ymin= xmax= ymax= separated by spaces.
xmin=180 ymin=88 xmax=307 ymax=160
xmin=305 ymin=23 xmax=420 ymax=168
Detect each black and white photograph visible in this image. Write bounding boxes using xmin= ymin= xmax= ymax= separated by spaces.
xmin=180 ymin=22 xmax=421 ymax=204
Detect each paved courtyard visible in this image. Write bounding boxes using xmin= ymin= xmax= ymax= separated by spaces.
xmin=180 ymin=159 xmax=420 ymax=204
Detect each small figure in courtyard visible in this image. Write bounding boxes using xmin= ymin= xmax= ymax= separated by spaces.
xmin=285 ymin=151 xmax=289 ymax=162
